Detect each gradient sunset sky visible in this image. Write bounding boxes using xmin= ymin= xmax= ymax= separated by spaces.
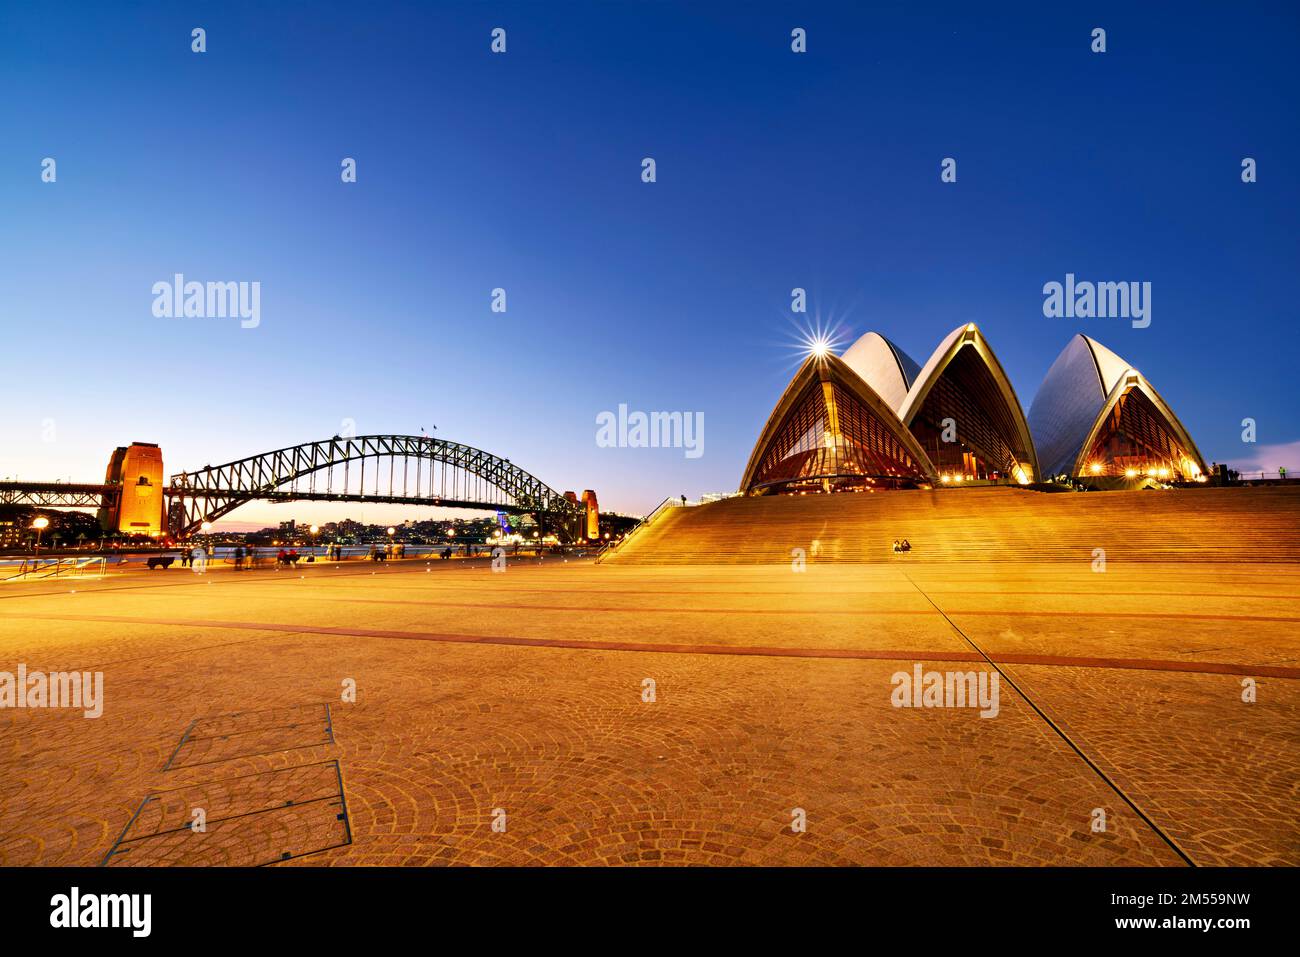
xmin=2 ymin=1 xmax=1297 ymax=525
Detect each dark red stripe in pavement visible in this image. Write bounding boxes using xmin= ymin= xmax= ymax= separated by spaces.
xmin=234 ymin=581 xmax=1300 ymax=603
xmin=7 ymin=612 xmax=1299 ymax=679
xmin=130 ymin=590 xmax=1300 ymax=624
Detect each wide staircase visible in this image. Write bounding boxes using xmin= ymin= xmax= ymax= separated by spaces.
xmin=603 ymin=486 xmax=1300 ymax=564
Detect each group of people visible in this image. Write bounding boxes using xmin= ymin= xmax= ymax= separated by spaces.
xmin=275 ymin=548 xmax=303 ymax=568
xmin=891 ymin=539 xmax=913 ymax=554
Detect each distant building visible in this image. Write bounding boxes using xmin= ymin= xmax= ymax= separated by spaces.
xmin=0 ymin=517 xmax=24 ymax=549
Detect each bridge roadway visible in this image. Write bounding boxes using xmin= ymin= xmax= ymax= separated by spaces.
xmin=0 ymin=482 xmax=117 ymax=509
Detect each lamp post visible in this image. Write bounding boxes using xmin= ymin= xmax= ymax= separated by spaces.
xmin=32 ymin=516 xmax=50 ymax=559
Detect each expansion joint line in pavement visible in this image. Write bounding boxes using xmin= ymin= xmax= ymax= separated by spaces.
xmin=899 ymin=570 xmax=1197 ymax=868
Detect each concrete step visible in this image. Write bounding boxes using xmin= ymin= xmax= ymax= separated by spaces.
xmin=605 ymin=486 xmax=1300 ymax=565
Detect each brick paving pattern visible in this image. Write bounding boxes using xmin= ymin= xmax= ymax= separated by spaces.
xmin=0 ymin=557 xmax=1295 ymax=866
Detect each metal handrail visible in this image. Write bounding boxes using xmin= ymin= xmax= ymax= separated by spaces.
xmin=598 ymin=496 xmax=689 ymax=560
xmin=0 ymin=556 xmax=107 ymax=581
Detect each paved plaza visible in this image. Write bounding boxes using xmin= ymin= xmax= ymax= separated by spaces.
xmin=1 ymin=555 xmax=1296 ymax=866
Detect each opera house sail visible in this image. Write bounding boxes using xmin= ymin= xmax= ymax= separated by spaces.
xmin=896 ymin=324 xmax=1039 ymax=484
xmin=739 ymin=352 xmax=937 ymax=494
xmin=1028 ymin=334 xmax=1208 ymax=482
xmin=840 ymin=331 xmax=921 ymax=413
xmin=743 ymin=326 xmax=1207 ymax=497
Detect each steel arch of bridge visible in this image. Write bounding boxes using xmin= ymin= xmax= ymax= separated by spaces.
xmin=168 ymin=434 xmax=582 ymax=539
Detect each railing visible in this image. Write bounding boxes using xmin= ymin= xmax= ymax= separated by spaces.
xmin=596 ymin=498 xmax=674 ymax=561
xmin=597 ymin=494 xmax=727 ymax=560
xmin=1227 ymin=471 xmax=1296 ymax=482
xmin=0 ymin=556 xmax=107 ymax=582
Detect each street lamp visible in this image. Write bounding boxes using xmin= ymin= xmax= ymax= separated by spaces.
xmin=32 ymin=516 xmax=50 ymax=558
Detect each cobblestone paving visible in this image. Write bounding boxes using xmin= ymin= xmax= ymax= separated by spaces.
xmin=0 ymin=558 xmax=1294 ymax=866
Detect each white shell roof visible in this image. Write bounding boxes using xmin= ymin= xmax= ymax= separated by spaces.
xmin=1025 ymin=334 xmax=1201 ymax=477
xmin=839 ymin=331 xmax=921 ymax=414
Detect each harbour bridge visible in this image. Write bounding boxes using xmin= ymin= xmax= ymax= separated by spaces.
xmin=0 ymin=434 xmax=592 ymax=541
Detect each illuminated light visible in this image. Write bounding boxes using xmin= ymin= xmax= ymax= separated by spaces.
xmin=386 ymin=527 xmax=395 ymax=535
xmin=310 ymin=525 xmax=319 ymax=534
xmin=1157 ymin=468 xmax=1169 ymax=479
xmin=941 ymin=474 xmax=951 ymax=483
xmin=1125 ymin=468 xmax=1138 ymax=478
xmin=793 ymin=322 xmax=848 ymax=366
xmin=1089 ymin=463 xmax=1102 ymax=474
xmin=954 ymin=474 xmax=964 ymax=483
xmin=32 ymin=517 xmax=50 ymax=530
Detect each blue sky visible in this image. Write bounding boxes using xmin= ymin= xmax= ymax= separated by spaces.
xmin=2 ymin=1 xmax=1297 ymax=524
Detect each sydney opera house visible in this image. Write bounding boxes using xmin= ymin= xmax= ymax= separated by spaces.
xmin=740 ymin=326 xmax=1208 ymax=495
